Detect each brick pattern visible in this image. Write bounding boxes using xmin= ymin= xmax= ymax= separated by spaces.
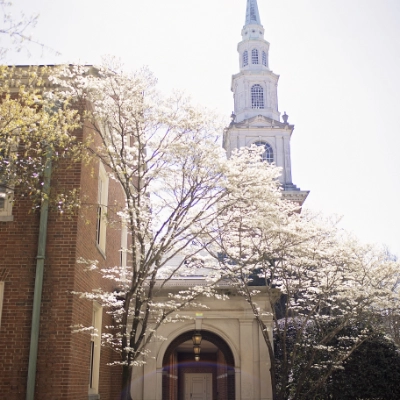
xmin=0 ymin=115 xmax=123 ymax=400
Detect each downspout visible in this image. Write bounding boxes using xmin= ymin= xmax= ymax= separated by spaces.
xmin=26 ymin=149 xmax=52 ymax=400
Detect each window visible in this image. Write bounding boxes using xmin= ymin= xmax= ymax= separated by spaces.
xmin=0 ymin=184 xmax=6 ymax=210
xmin=0 ymin=151 xmax=14 ymax=221
xmin=252 ymin=49 xmax=259 ymax=64
xmin=0 ymin=182 xmax=13 ymax=221
xmin=96 ymin=162 xmax=109 ymax=254
xmin=120 ymin=224 xmax=128 ymax=284
xmin=243 ymin=51 xmax=248 ymax=67
xmin=251 ymin=85 xmax=264 ymax=109
xmin=0 ymin=282 xmax=4 ymax=328
xmin=254 ymin=141 xmax=274 ymax=163
xmin=262 ymin=51 xmax=267 ymax=67
xmin=89 ymin=302 xmax=102 ymax=398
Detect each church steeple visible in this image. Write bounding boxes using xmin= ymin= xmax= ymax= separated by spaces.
xmin=235 ymin=0 xmax=275 ymax=122
xmin=245 ymin=0 xmax=262 ymax=26
xmin=241 ymin=0 xmax=265 ymax=41
xmin=223 ymin=0 xmax=309 ymax=206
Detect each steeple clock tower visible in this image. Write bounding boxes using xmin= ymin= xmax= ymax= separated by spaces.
xmin=223 ymin=0 xmax=309 ymax=205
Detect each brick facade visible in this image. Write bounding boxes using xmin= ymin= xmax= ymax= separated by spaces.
xmin=0 ymin=109 xmax=124 ymax=399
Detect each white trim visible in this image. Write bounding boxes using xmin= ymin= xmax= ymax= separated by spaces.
xmin=89 ymin=302 xmax=103 ymax=396
xmin=0 ymin=282 xmax=4 ymax=328
xmin=96 ymin=162 xmax=109 ymax=255
xmin=155 ymin=322 xmax=241 ymax=370
xmin=120 ymin=224 xmax=128 ymax=276
xmin=0 ymin=186 xmax=14 ymax=221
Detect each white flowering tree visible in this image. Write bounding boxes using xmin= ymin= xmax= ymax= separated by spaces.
xmin=270 ymin=230 xmax=400 ymax=400
xmin=206 ymin=173 xmax=400 ymax=400
xmin=52 ymin=61 xmax=400 ymax=400
xmin=52 ymin=60 xmax=284 ymax=399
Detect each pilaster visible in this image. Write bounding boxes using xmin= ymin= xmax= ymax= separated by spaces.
xmin=239 ymin=319 xmax=256 ymax=400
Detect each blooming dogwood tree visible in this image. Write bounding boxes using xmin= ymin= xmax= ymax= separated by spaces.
xmin=52 ymin=60 xmax=285 ymax=399
xmin=51 ymin=61 xmax=400 ymax=400
xmin=207 ymin=174 xmax=400 ymax=400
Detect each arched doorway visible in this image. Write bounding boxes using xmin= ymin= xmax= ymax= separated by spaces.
xmin=162 ymin=330 xmax=235 ymax=400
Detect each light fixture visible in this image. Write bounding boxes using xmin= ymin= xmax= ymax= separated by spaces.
xmin=192 ymin=331 xmax=202 ymax=346
xmin=192 ymin=331 xmax=202 ymax=362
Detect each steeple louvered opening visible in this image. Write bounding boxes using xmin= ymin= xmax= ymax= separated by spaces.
xmin=252 ymin=49 xmax=259 ymax=64
xmin=243 ymin=50 xmax=248 ymax=67
xmin=251 ymin=84 xmax=264 ymax=109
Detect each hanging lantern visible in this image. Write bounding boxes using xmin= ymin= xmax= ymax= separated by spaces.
xmin=193 ymin=345 xmax=201 ymax=355
xmin=192 ymin=331 xmax=202 ymax=346
xmin=194 ymin=355 xmax=200 ymax=362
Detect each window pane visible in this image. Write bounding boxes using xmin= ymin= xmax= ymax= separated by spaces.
xmin=252 ymin=49 xmax=258 ymax=64
xmin=254 ymin=141 xmax=274 ymax=163
xmin=243 ymin=51 xmax=248 ymax=67
xmin=0 ymin=185 xmax=6 ymax=209
xmin=96 ymin=206 xmax=102 ymax=245
xmin=251 ymin=85 xmax=264 ymax=109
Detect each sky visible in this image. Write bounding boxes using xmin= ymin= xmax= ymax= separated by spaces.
xmin=4 ymin=0 xmax=400 ymax=257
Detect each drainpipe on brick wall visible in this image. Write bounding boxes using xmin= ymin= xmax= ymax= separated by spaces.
xmin=26 ymin=149 xmax=52 ymax=400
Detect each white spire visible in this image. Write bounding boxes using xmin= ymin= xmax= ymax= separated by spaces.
xmin=234 ymin=1 xmax=277 ymax=122
xmin=224 ymin=1 xmax=309 ymax=205
xmin=245 ymin=0 xmax=262 ymax=26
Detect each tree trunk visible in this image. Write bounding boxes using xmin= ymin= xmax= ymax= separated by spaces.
xmin=121 ymin=364 xmax=133 ymax=400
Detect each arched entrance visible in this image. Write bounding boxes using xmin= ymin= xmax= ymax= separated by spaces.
xmin=162 ymin=330 xmax=235 ymax=400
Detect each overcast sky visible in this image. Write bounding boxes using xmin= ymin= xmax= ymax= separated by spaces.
xmin=5 ymin=0 xmax=400 ymax=257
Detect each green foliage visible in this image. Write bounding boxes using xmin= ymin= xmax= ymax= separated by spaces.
xmin=0 ymin=65 xmax=83 ymax=212
xmin=327 ymin=332 xmax=400 ymax=400
xmin=274 ymin=319 xmax=400 ymax=400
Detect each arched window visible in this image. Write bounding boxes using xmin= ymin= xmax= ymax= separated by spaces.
xmin=251 ymin=85 xmax=264 ymax=109
xmin=243 ymin=51 xmax=248 ymax=67
xmin=262 ymin=51 xmax=267 ymax=67
xmin=254 ymin=141 xmax=274 ymax=163
xmin=252 ymin=49 xmax=259 ymax=64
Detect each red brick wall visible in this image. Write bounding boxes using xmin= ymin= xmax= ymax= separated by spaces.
xmin=0 ymin=116 xmax=123 ymax=399
xmin=0 ymin=198 xmax=40 ymax=397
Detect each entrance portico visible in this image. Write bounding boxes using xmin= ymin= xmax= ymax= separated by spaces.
xmin=130 ymin=290 xmax=273 ymax=400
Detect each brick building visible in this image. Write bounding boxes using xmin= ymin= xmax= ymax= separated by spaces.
xmin=0 ymin=74 xmax=124 ymax=400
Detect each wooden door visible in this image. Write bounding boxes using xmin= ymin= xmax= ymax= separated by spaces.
xmin=184 ymin=373 xmax=212 ymax=400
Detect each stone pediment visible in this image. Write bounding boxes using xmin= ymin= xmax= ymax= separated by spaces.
xmin=282 ymin=189 xmax=309 ymax=207
xmin=232 ymin=114 xmax=294 ymax=130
